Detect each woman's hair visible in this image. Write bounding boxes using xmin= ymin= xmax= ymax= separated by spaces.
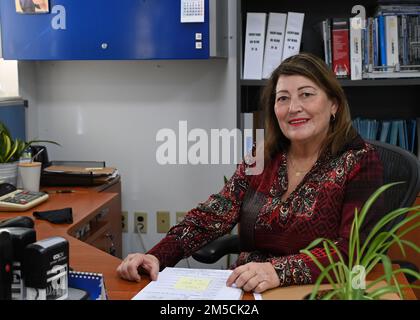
xmin=261 ymin=52 xmax=357 ymax=162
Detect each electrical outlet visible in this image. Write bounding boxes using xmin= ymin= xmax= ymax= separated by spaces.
xmin=156 ymin=211 xmax=170 ymax=233
xmin=121 ymin=211 xmax=128 ymax=233
xmin=134 ymin=212 xmax=148 ymax=233
xmin=176 ymin=211 xmax=187 ymax=224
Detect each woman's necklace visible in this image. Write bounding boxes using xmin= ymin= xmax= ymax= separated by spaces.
xmin=288 ymin=154 xmax=317 ymax=177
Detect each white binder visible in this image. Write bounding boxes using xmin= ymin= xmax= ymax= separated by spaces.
xmin=350 ymin=17 xmax=363 ymax=80
xmin=282 ymin=12 xmax=305 ymax=61
xmin=262 ymin=12 xmax=287 ymax=79
xmin=243 ymin=12 xmax=267 ymax=80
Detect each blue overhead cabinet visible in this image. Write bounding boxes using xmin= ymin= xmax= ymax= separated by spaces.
xmin=0 ymin=0 xmax=227 ymax=60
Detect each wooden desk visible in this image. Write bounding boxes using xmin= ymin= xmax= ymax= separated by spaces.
xmin=0 ymin=191 xmax=416 ymax=300
xmin=42 ymin=177 xmax=123 ymax=258
xmin=0 ymin=187 xmax=134 ymax=300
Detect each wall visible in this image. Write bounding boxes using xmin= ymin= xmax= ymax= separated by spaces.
xmin=0 ymin=59 xmax=19 ymax=97
xmin=19 ymin=1 xmax=238 ymax=269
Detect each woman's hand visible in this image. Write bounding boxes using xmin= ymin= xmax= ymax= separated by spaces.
xmin=226 ymin=262 xmax=280 ymax=293
xmin=116 ymin=253 xmax=160 ymax=282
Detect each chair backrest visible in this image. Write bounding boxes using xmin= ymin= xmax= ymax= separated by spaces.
xmin=367 ymin=140 xmax=420 ymax=231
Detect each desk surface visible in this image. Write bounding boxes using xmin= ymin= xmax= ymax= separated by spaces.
xmin=1 ymin=191 xmax=416 ymax=300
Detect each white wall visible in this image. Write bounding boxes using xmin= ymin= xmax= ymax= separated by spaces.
xmin=0 ymin=59 xmax=19 ymax=97
xmin=19 ymin=2 xmax=238 ymax=269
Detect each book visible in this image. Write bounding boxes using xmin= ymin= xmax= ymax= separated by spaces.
xmin=322 ymin=19 xmax=332 ymax=68
xmin=332 ymin=18 xmax=350 ymax=78
xmin=350 ymin=17 xmax=363 ymax=80
xmin=68 ymin=270 xmax=107 ymax=300
xmin=373 ymin=17 xmax=379 ymax=67
xmin=378 ymin=15 xmax=387 ymax=67
xmin=282 ymin=12 xmax=305 ymax=61
xmin=243 ymin=12 xmax=267 ymax=80
xmin=386 ymin=15 xmax=399 ymax=67
xmin=262 ymin=12 xmax=287 ymax=79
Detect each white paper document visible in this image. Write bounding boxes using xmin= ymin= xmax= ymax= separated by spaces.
xmin=132 ymin=267 xmax=243 ymax=300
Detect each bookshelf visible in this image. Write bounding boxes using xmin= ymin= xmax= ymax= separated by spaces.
xmin=237 ymin=0 xmax=420 ymax=141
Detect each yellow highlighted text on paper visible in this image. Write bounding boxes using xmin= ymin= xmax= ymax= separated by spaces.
xmin=174 ymin=277 xmax=211 ymax=291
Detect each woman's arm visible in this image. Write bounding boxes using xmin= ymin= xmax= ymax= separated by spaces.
xmin=147 ymin=161 xmax=251 ymax=270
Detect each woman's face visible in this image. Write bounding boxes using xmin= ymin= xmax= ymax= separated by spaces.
xmin=274 ymin=75 xmax=337 ymax=146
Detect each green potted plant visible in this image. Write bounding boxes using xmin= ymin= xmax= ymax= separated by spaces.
xmin=300 ymin=182 xmax=420 ymax=300
xmin=0 ymin=122 xmax=60 ymax=185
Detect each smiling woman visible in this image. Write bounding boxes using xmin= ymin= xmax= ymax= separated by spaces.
xmin=117 ymin=53 xmax=386 ymax=295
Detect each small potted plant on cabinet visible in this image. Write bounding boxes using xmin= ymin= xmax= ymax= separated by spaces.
xmin=0 ymin=122 xmax=59 ymax=185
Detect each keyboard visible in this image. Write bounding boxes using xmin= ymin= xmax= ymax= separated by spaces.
xmin=0 ymin=190 xmax=49 ymax=212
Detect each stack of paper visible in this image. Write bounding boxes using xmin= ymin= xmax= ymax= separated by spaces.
xmin=132 ymin=267 xmax=243 ymax=300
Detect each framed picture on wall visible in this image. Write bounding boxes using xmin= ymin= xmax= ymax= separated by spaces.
xmin=15 ymin=0 xmax=50 ymax=14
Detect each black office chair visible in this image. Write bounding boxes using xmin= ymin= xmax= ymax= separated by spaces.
xmin=192 ymin=140 xmax=420 ymax=279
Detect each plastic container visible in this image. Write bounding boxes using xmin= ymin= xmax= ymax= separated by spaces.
xmin=0 ymin=162 xmax=18 ymax=186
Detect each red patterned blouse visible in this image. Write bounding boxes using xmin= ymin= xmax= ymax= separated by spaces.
xmin=147 ymin=135 xmax=384 ymax=287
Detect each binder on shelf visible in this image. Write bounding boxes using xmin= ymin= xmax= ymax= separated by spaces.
xmin=243 ymin=12 xmax=267 ymax=80
xmin=407 ymin=119 xmax=416 ymax=153
xmin=380 ymin=121 xmax=391 ymax=143
xmin=262 ymin=12 xmax=287 ymax=79
xmin=397 ymin=120 xmax=407 ymax=150
xmin=389 ymin=121 xmax=399 ymax=146
xmin=385 ymin=15 xmax=399 ymax=67
xmin=332 ymin=18 xmax=350 ymax=78
xmin=68 ymin=270 xmax=107 ymax=300
xmin=282 ymin=12 xmax=305 ymax=61
xmin=350 ymin=17 xmax=363 ymax=80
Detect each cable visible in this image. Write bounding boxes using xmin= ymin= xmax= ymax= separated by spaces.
xmin=135 ymin=223 xmax=147 ymax=253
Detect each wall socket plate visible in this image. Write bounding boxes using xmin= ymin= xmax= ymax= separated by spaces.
xmin=175 ymin=211 xmax=187 ymax=224
xmin=156 ymin=211 xmax=170 ymax=233
xmin=121 ymin=211 xmax=128 ymax=233
xmin=134 ymin=212 xmax=148 ymax=233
